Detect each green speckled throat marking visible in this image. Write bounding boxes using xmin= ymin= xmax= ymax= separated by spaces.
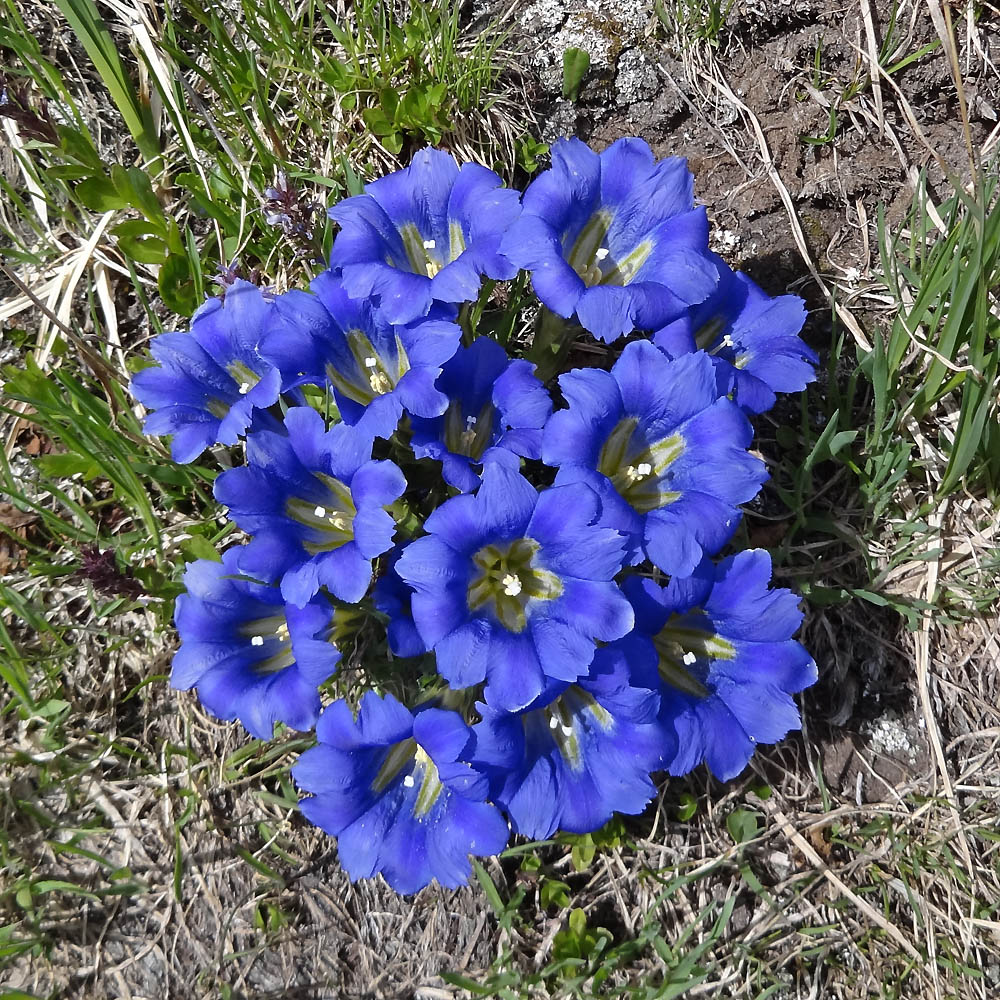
xmin=537 ymin=686 xmax=614 ymax=771
xmin=597 ymin=417 xmax=684 ymax=514
xmin=467 ymin=537 xmax=562 ymax=633
xmin=443 ymin=398 xmax=496 ymax=460
xmin=285 ymin=472 xmax=357 ymax=555
xmin=240 ymin=614 xmax=295 ymax=675
xmin=652 ymin=612 xmax=735 ymax=699
xmin=325 ymin=329 xmax=409 ymax=406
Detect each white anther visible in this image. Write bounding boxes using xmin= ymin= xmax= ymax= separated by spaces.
xmin=423 ymin=239 xmax=436 ymax=250
xmin=636 ymin=462 xmax=652 ymax=477
xmin=403 ymin=774 xmax=415 ymax=787
xmin=276 ymin=622 xmax=290 ymax=640
xmin=364 ymin=356 xmax=378 ymax=368
xmin=595 ymin=247 xmax=610 ymax=261
xmin=549 ymin=716 xmax=560 ymax=729
xmin=501 ymin=574 xmax=522 ymax=597
xmin=626 ymin=462 xmax=653 ymax=482
xmin=682 ymin=651 xmax=696 ymax=666
xmin=314 ymin=505 xmax=327 ymax=517
xmin=560 ymin=724 xmax=574 ymax=736
xmin=251 ymin=635 xmax=264 ymax=646
xmin=239 ymin=381 xmax=250 ymax=394
xmin=721 ymin=334 xmax=734 ymax=347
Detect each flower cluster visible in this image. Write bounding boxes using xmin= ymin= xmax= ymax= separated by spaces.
xmin=133 ymin=138 xmax=818 ymax=894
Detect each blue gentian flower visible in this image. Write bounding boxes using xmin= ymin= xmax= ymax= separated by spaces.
xmin=372 ymin=547 xmax=426 ymax=659
xmin=293 ymin=692 xmax=509 ymax=894
xmin=543 ymin=341 xmax=767 ymax=578
xmin=214 ymin=406 xmax=406 ymax=608
xmin=498 ymin=137 xmax=718 ymax=343
xmin=395 ymin=461 xmax=634 ymax=712
xmin=653 ymin=253 xmax=817 ymax=415
xmin=131 ymin=280 xmax=331 ymax=462
xmin=620 ymin=550 xmax=817 ymax=781
xmin=306 ymin=271 xmax=461 ymax=439
xmin=473 ymin=645 xmax=664 ymax=838
xmin=410 ymin=337 xmax=553 ymax=492
xmin=328 ymin=148 xmax=521 ymax=324
xmin=171 ymin=548 xmax=341 ymax=739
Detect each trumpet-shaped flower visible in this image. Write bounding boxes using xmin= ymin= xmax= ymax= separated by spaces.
xmin=395 ymin=461 xmax=634 ymax=712
xmin=131 ymin=280 xmax=331 ymax=462
xmin=328 ymin=148 xmax=521 ymax=324
xmin=543 ymin=341 xmax=766 ymax=578
xmin=214 ymin=406 xmax=405 ymax=608
xmin=172 ymin=547 xmax=341 ymax=739
xmin=472 ymin=645 xmax=664 ymax=838
xmin=293 ymin=692 xmax=509 ymax=894
xmin=410 ymin=337 xmax=553 ymax=492
xmin=498 ymin=137 xmax=718 ymax=343
xmin=305 ymin=271 xmax=461 ymax=439
xmin=653 ymin=253 xmax=817 ymax=414
xmin=619 ymin=550 xmax=817 ymax=781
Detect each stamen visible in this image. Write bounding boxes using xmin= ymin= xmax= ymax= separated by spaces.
xmin=422 ymin=239 xmax=436 ymax=250
xmin=625 ymin=462 xmax=653 ymax=482
xmin=502 ymin=573 xmax=522 ymax=597
xmin=560 ymin=724 xmax=574 ymax=736
xmin=369 ymin=371 xmax=391 ymax=394
xmin=314 ymin=505 xmax=327 ymax=517
xmin=595 ymin=247 xmax=610 ymax=261
xmin=403 ymin=774 xmax=415 ymax=787
xmin=275 ymin=621 xmax=290 ymax=641
xmin=251 ymin=635 xmax=264 ymax=646
xmin=549 ymin=716 xmax=559 ymax=730
xmin=364 ymin=356 xmax=378 ymax=368
xmin=682 ymin=651 xmax=697 ymax=665
xmin=239 ymin=381 xmax=250 ymax=394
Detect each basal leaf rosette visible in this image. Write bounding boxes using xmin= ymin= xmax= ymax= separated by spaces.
xmin=499 ymin=137 xmax=718 ymax=343
xmin=395 ymin=461 xmax=634 ymax=712
xmin=172 ymin=548 xmax=341 ymax=739
xmin=328 ymin=147 xmax=521 ymax=324
xmin=653 ymin=252 xmax=818 ymax=415
xmin=410 ymin=337 xmax=553 ymax=493
xmin=305 ymin=271 xmax=462 ymax=440
xmin=620 ymin=550 xmax=817 ymax=781
xmin=543 ymin=341 xmax=767 ymax=578
xmin=213 ymin=406 xmax=405 ymax=608
xmin=472 ymin=643 xmax=665 ymax=839
xmin=293 ymin=692 xmax=509 ymax=894
xmin=131 ymin=279 xmax=331 ymax=462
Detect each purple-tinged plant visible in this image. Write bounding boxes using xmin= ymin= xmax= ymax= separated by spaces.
xmin=653 ymin=253 xmax=817 ymax=415
xmin=619 ymin=550 xmax=816 ymax=781
xmin=214 ymin=406 xmax=405 ymax=608
xmin=172 ymin=548 xmax=341 ymax=739
xmin=499 ymin=137 xmax=718 ymax=343
xmin=130 ymin=280 xmax=331 ymax=462
xmin=396 ymin=461 xmax=634 ymax=712
xmin=410 ymin=337 xmax=553 ymax=492
xmin=307 ymin=271 xmax=462 ymax=439
xmin=473 ymin=645 xmax=664 ymax=838
xmin=293 ymin=692 xmax=509 ymax=894
xmin=543 ymin=341 xmax=767 ymax=578
xmin=328 ymin=148 xmax=521 ymax=324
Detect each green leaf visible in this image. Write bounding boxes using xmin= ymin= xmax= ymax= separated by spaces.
xmin=112 ymin=220 xmax=169 ymax=264
xmin=726 ymin=808 xmax=760 ymax=845
xmin=158 ymin=253 xmax=199 ymax=316
xmin=180 ymin=534 xmax=221 ymax=563
xmin=561 ymin=47 xmax=590 ymax=101
xmin=76 ymin=175 xmax=129 ymax=212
